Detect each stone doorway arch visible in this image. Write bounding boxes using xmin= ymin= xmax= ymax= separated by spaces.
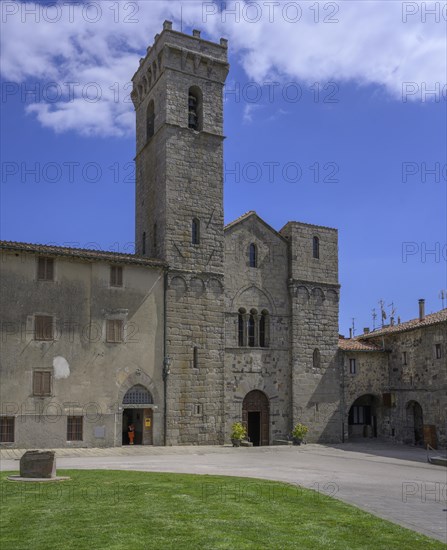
xmin=406 ymin=401 xmax=424 ymax=445
xmin=122 ymin=384 xmax=154 ymax=446
xmin=348 ymin=394 xmax=381 ymax=439
xmin=242 ymin=390 xmax=270 ymax=446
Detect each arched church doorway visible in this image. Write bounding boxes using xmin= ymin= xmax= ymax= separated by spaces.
xmin=122 ymin=385 xmax=154 ymax=445
xmin=348 ymin=394 xmax=380 ymax=439
xmin=242 ymin=390 xmax=270 ymax=446
xmin=406 ymin=401 xmax=424 ymax=445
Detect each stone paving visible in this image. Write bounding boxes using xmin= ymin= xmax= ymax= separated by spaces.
xmin=1 ymin=442 xmax=446 ymax=543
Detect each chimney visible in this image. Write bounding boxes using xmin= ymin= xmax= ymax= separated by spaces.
xmin=192 ymin=29 xmax=201 ymax=38
xmin=390 ymin=317 xmax=394 ymax=326
xmin=163 ymin=20 xmax=173 ymax=30
xmin=418 ymin=299 xmax=425 ymax=321
xmin=349 ymin=328 xmax=353 ymax=339
xmin=397 ymin=316 xmax=401 ymax=324
xmin=363 ymin=327 xmax=370 ymax=334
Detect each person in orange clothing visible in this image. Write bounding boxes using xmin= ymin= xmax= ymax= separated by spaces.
xmin=128 ymin=423 xmax=135 ymax=445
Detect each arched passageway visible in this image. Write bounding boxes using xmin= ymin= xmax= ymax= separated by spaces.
xmin=406 ymin=401 xmax=424 ymax=446
xmin=242 ymin=390 xmax=270 ymax=446
xmin=348 ymin=394 xmax=381 ymax=439
xmin=122 ymin=385 xmax=154 ymax=446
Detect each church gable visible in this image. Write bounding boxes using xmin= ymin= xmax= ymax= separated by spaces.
xmin=224 ymin=211 xmax=289 ymax=316
xmin=224 ymin=211 xmax=288 ymax=271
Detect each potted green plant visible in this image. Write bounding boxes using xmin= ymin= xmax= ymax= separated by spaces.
xmin=291 ymin=423 xmax=309 ymax=445
xmin=230 ymin=422 xmax=247 ymax=447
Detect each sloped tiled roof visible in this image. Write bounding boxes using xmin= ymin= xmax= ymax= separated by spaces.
xmin=224 ymin=211 xmax=287 ymax=241
xmin=359 ymin=309 xmax=447 ymax=339
xmin=0 ymin=241 xmax=166 ymax=267
xmin=338 ymin=338 xmax=385 ymax=352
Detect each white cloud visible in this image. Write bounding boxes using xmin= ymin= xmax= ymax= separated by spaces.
xmin=1 ymin=1 xmax=445 ymax=136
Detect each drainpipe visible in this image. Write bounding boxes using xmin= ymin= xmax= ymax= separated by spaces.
xmin=163 ymin=269 xmax=169 ymax=446
xmin=340 ymin=351 xmax=345 ymax=443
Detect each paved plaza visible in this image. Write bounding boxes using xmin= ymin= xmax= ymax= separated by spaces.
xmin=1 ymin=442 xmax=446 ymax=543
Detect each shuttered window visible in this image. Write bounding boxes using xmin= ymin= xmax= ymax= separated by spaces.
xmin=67 ymin=416 xmax=83 ymax=441
xmin=37 ymin=257 xmax=54 ymax=281
xmin=106 ymin=319 xmax=124 ymax=343
xmin=34 ymin=316 xmax=53 ymax=341
xmin=33 ymin=371 xmax=52 ymax=396
xmin=110 ymin=266 xmax=123 ymax=287
xmin=0 ymin=417 xmax=14 ymax=443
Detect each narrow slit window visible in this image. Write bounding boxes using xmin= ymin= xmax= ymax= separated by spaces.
xmin=313 ymin=236 xmax=320 ymax=259
xmin=238 ymin=308 xmax=246 ymax=347
xmin=313 ymin=348 xmax=321 ymax=369
xmin=193 ymin=346 xmax=198 ymax=369
xmin=248 ymin=314 xmax=256 ymax=347
xmin=192 ymin=218 xmax=200 ymax=245
xmin=249 ymin=243 xmax=257 ymax=268
xmin=142 ymin=232 xmax=146 ymax=255
xmin=260 ymin=310 xmax=269 ymax=348
xmin=147 ymin=100 xmax=155 ymax=140
xmin=188 ymin=87 xmax=202 ymax=131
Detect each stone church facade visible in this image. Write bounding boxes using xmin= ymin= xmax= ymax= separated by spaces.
xmin=1 ymin=23 xmax=445 ymax=449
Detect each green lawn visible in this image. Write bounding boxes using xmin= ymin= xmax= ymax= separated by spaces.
xmin=0 ymin=470 xmax=443 ymax=549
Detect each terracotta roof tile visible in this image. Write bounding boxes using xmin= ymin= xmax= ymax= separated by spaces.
xmin=359 ymin=309 xmax=447 ymax=339
xmin=0 ymin=241 xmax=166 ymax=267
xmin=338 ymin=339 xmax=385 ymax=352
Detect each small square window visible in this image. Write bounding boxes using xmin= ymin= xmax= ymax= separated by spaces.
xmin=34 ymin=315 xmax=54 ymax=341
xmin=67 ymin=416 xmax=83 ymax=441
xmin=435 ymin=344 xmax=442 ymax=359
xmin=37 ymin=257 xmax=54 ymax=281
xmin=349 ymin=358 xmax=356 ymax=374
xmin=106 ymin=319 xmax=124 ymax=343
xmin=110 ymin=266 xmax=123 ymax=287
xmin=33 ymin=371 xmax=52 ymax=396
xmin=0 ymin=417 xmax=14 ymax=443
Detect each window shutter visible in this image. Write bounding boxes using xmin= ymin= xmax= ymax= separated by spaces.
xmin=46 ymin=259 xmax=54 ymax=280
xmin=107 ymin=319 xmax=123 ymax=342
xmin=38 ymin=258 xmax=46 ymax=280
xmin=35 ymin=317 xmax=44 ymax=340
xmin=110 ymin=266 xmax=123 ymax=287
xmin=106 ymin=320 xmax=114 ymax=342
xmin=33 ymin=372 xmax=41 ymax=395
xmin=43 ymin=371 xmax=51 ymax=394
xmin=35 ymin=316 xmax=53 ymax=341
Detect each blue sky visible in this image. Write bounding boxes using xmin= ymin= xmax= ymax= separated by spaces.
xmin=1 ymin=1 xmax=446 ymax=334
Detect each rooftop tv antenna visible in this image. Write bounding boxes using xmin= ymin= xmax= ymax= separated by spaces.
xmin=439 ymin=290 xmax=446 ymax=309
xmin=379 ymin=299 xmax=387 ymax=327
xmin=372 ymin=308 xmax=377 ymax=330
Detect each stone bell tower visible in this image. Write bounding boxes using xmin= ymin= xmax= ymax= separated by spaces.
xmin=132 ymin=21 xmax=229 ymax=444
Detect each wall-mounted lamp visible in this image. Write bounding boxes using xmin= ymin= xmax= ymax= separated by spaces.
xmin=163 ymin=356 xmax=172 ymax=380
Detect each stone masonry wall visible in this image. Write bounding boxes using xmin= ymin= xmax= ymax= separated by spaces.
xmin=0 ymin=250 xmax=165 ymax=448
xmin=282 ymin=222 xmax=341 ymax=443
xmin=224 ymin=215 xmax=291 ymax=442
